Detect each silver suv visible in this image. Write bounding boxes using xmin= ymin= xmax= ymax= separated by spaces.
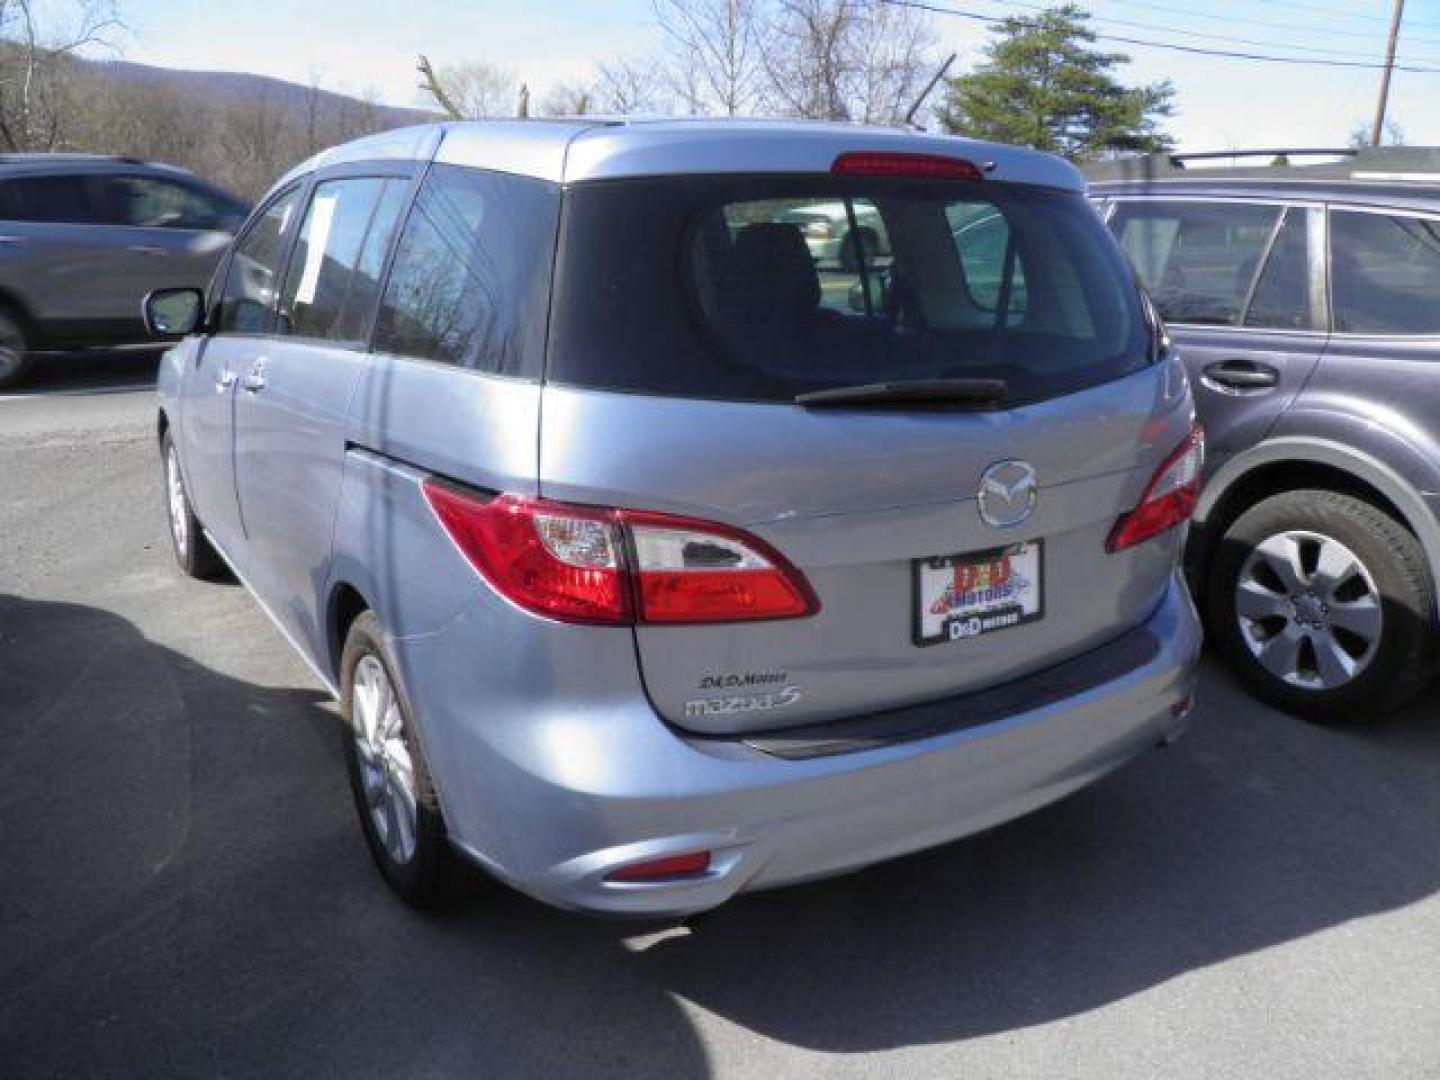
xmin=149 ymin=121 xmax=1201 ymax=915
xmin=0 ymin=154 xmax=247 ymax=387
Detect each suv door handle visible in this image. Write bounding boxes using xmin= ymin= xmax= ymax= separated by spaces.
xmin=240 ymin=361 xmax=267 ymax=393
xmin=127 ymin=244 xmax=168 ymax=256
xmin=1202 ymin=360 xmax=1279 ymax=392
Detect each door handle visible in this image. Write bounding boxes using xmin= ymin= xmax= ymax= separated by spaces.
xmin=127 ymin=244 xmax=168 ymax=256
xmin=1202 ymin=360 xmax=1280 ymax=392
xmin=215 ymin=369 xmax=238 ymax=393
xmin=240 ymin=361 xmax=267 ymax=393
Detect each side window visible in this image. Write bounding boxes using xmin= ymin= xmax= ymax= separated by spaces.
xmin=103 ymin=176 xmax=231 ymax=230
xmin=1110 ymin=201 xmax=1281 ymax=326
xmin=276 ymin=177 xmax=407 ymax=345
xmin=1331 ymin=210 xmax=1440 ymax=335
xmin=1244 ymin=209 xmax=1315 ymax=331
xmin=372 ymin=164 xmax=560 ymax=375
xmin=7 ymin=175 xmax=105 ymax=224
xmin=947 ymin=203 xmax=1028 ymax=318
xmin=218 ymin=187 xmax=302 ymax=335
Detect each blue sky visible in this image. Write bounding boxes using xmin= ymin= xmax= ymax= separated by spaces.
xmin=114 ymin=0 xmax=1440 ymax=151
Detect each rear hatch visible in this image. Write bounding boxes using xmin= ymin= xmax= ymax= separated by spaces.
xmin=541 ymin=167 xmax=1193 ymax=736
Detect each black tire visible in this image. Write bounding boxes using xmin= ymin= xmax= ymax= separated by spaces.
xmin=160 ymin=430 xmax=225 ymax=579
xmin=340 ymin=611 xmax=454 ymax=907
xmin=839 ymin=226 xmax=880 ymax=272
xmin=0 ymin=305 xmax=32 ymax=389
xmin=1206 ymin=489 xmax=1434 ymax=722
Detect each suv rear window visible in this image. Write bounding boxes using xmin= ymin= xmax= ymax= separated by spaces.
xmin=548 ymin=176 xmax=1152 ymax=406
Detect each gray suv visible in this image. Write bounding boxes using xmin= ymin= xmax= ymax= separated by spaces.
xmin=0 ymin=153 xmax=247 ymax=387
xmin=149 ymin=120 xmax=1200 ymax=915
xmin=1091 ymin=147 xmax=1440 ymax=721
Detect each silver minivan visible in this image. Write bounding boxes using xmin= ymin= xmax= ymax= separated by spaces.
xmin=149 ymin=120 xmax=1202 ymax=915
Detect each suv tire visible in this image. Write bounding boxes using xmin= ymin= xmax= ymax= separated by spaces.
xmin=161 ymin=431 xmax=225 ymax=579
xmin=341 ymin=611 xmax=454 ymax=907
xmin=1207 ymin=489 xmax=1434 ymax=722
xmin=0 ymin=306 xmax=32 ymax=389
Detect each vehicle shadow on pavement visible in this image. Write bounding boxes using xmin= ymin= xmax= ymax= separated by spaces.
xmin=4 ymin=593 xmax=1440 ymax=1076
xmin=0 ymin=594 xmax=709 ymax=1079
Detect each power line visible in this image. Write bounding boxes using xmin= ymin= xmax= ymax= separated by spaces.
xmin=1257 ymin=0 xmax=1440 ymax=34
xmin=882 ymin=0 xmax=1440 ymax=73
xmin=970 ymin=0 xmax=1440 ymax=64
xmin=1091 ymin=0 xmax=1440 ymax=50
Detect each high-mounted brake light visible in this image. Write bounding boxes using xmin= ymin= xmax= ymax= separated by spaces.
xmin=1107 ymin=426 xmax=1205 ymax=553
xmin=831 ymin=151 xmax=985 ymax=182
xmin=421 ymin=482 xmax=819 ymax=626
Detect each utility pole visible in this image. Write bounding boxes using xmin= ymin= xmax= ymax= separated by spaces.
xmin=1372 ymin=0 xmax=1405 ymax=146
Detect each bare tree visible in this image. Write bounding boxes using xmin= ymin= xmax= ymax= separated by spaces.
xmin=851 ymin=0 xmax=934 ymax=124
xmin=0 ymin=0 xmax=124 ymax=150
xmin=416 ymin=56 xmax=519 ymax=119
xmin=538 ymin=79 xmax=595 ymax=117
xmin=653 ymin=0 xmax=762 ymax=116
xmin=761 ymin=0 xmax=934 ymax=123
xmin=592 ymin=56 xmax=667 ymax=114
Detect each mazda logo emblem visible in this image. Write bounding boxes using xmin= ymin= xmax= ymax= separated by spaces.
xmin=977 ymin=460 xmax=1038 ymax=528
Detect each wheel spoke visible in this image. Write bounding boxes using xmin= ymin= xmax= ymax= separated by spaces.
xmin=1313 ymin=633 xmax=1357 ymax=688
xmin=1254 ymin=534 xmax=1307 ymax=595
xmin=1256 ymin=628 xmax=1302 ymax=680
xmin=1312 ymin=539 xmax=1359 ymax=601
xmin=1235 ymin=579 xmax=1290 ymax=622
xmin=389 ymin=776 xmax=416 ymax=862
xmin=1329 ymin=594 xmax=1381 ymax=642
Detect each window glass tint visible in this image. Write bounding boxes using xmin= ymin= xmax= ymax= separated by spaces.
xmin=947 ymin=202 xmax=1028 ymax=318
xmin=1331 ymin=211 xmax=1440 ymax=335
xmin=218 ymin=187 xmax=301 ymax=334
xmin=1111 ymin=201 xmax=1280 ymax=326
xmin=6 ymin=175 xmax=103 ymax=224
xmin=372 ymin=164 xmax=559 ymax=376
xmin=277 ymin=177 xmax=406 ymax=345
xmin=1245 ymin=209 xmax=1314 ymax=330
xmin=104 ymin=176 xmax=236 ymax=230
xmin=550 ymin=177 xmax=1152 ymax=406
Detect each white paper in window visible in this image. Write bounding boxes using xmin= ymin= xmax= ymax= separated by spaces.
xmin=294 ymin=193 xmax=337 ymax=307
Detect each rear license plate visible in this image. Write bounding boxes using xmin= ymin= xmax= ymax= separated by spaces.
xmin=913 ymin=540 xmax=1044 ymax=646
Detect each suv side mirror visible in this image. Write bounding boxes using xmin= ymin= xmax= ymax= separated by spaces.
xmin=144 ymin=288 xmax=206 ymax=338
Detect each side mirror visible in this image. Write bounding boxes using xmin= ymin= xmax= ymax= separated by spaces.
xmin=143 ymin=288 xmax=205 ymax=338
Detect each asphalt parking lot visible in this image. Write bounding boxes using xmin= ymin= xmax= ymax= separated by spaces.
xmin=4 ymin=354 xmax=1440 ymax=1079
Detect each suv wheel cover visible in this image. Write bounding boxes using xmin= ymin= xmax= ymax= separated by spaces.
xmin=1235 ymin=529 xmax=1382 ymax=691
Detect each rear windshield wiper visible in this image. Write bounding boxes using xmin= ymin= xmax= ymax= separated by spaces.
xmin=795 ymin=378 xmax=1008 ymax=410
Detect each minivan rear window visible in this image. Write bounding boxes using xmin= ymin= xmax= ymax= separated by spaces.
xmin=548 ymin=176 xmax=1152 ymax=406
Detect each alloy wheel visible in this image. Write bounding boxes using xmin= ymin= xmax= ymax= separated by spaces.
xmin=351 ymin=654 xmax=418 ymax=865
xmin=1235 ymin=529 xmax=1382 ymax=691
xmin=166 ymin=446 xmax=189 ymax=558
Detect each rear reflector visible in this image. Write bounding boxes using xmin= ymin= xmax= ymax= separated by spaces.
xmin=831 ymin=151 xmax=985 ymax=182
xmin=606 ymin=851 xmax=711 ymax=882
xmin=1107 ymin=426 xmax=1205 ymax=553
xmin=422 ymin=482 xmax=818 ymax=626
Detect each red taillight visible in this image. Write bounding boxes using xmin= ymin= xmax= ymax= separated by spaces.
xmin=1107 ymin=426 xmax=1205 ymax=553
xmin=606 ymin=851 xmax=711 ymax=883
xmin=623 ymin=508 xmax=817 ymax=624
xmin=422 ymin=484 xmax=631 ymax=624
xmin=421 ymin=482 xmax=818 ymax=626
xmin=831 ymin=151 xmax=984 ymax=182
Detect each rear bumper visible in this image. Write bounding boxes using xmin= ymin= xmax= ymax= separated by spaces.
xmin=399 ymin=573 xmax=1201 ymax=918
